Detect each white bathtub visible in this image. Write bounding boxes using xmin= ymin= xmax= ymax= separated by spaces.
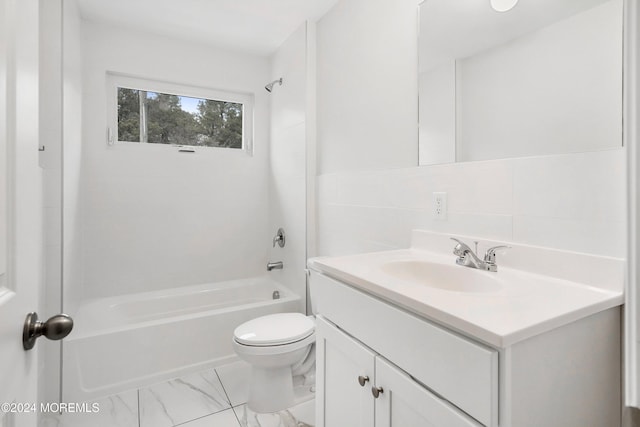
xmin=63 ymin=276 xmax=301 ymax=401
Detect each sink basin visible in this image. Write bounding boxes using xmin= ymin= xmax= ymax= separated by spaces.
xmin=380 ymin=260 xmax=503 ymax=293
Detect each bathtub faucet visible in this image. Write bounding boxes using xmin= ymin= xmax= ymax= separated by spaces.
xmin=267 ymin=261 xmax=283 ymax=271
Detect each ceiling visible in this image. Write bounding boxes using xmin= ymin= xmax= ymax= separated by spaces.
xmin=76 ymin=0 xmax=339 ymax=56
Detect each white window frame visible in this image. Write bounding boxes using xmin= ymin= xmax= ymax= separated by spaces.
xmin=106 ymin=72 xmax=254 ymax=155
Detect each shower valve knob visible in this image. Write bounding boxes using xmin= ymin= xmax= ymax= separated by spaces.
xmin=272 ymin=228 xmax=285 ymax=248
xmin=23 ymin=312 xmax=74 ymax=351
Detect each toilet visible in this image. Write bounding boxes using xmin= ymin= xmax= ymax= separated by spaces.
xmin=233 ymin=312 xmax=315 ymax=414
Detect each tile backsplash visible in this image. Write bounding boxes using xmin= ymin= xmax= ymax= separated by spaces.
xmin=317 ymin=148 xmax=625 ymax=258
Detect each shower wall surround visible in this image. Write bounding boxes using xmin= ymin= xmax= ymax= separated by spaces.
xmin=267 ymin=24 xmax=309 ymax=309
xmin=315 ymin=0 xmax=625 ymax=258
xmin=70 ymin=21 xmax=271 ymax=306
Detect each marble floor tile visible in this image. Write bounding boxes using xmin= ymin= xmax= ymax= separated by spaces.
xmin=289 ymin=399 xmax=314 ymax=427
xmin=39 ymin=360 xmax=313 ymax=427
xmin=175 ymin=408 xmax=241 ymax=427
xmin=233 ymin=405 xmax=289 ymax=427
xmin=139 ymin=370 xmax=231 ymax=427
xmin=1 ymin=414 xmax=15 ymax=427
xmin=215 ymin=361 xmax=251 ymax=407
xmin=38 ymin=415 xmax=60 ymax=427
xmin=55 ymin=389 xmax=138 ymax=427
xmin=232 ymin=400 xmax=314 ymax=427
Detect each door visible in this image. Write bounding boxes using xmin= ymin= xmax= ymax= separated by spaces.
xmin=0 ymin=0 xmax=42 ymax=426
xmin=374 ymin=357 xmax=482 ymax=427
xmin=316 ymin=317 xmax=375 ymax=427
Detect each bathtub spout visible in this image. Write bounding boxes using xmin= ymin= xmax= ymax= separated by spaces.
xmin=267 ymin=261 xmax=283 ymax=271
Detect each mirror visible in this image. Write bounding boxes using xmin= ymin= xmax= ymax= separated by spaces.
xmin=418 ymin=0 xmax=623 ymax=166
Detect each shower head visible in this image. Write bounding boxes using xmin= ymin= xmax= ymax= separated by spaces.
xmin=265 ymin=78 xmax=283 ymax=93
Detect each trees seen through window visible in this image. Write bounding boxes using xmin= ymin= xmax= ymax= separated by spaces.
xmin=117 ymin=88 xmax=243 ymax=149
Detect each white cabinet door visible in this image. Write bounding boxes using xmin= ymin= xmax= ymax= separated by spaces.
xmin=374 ymin=357 xmax=482 ymax=427
xmin=316 ymin=317 xmax=375 ymax=427
xmin=0 ymin=0 xmax=42 ymax=426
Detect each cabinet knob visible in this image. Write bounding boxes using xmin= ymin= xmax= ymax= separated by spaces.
xmin=371 ymin=386 xmax=383 ymax=398
xmin=23 ymin=312 xmax=74 ymax=350
xmin=358 ymin=375 xmax=369 ymax=387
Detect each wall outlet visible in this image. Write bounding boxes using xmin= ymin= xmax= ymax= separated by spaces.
xmin=432 ymin=192 xmax=447 ymax=220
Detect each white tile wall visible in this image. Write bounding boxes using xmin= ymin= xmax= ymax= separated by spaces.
xmin=71 ymin=21 xmax=271 ymax=302
xmin=268 ymin=24 xmax=308 ymax=308
xmin=317 ymin=149 xmax=626 ymax=258
xmin=511 ymin=150 xmax=625 ymax=223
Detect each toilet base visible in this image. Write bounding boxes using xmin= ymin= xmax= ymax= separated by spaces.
xmin=248 ymin=365 xmax=295 ymax=413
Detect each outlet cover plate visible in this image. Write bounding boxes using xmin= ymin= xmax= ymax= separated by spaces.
xmin=432 ymin=192 xmax=447 ymax=220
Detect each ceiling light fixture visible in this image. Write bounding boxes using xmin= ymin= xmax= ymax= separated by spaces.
xmin=490 ymin=0 xmax=519 ymax=12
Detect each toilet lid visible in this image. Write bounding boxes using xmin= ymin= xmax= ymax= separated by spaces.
xmin=234 ymin=313 xmax=315 ymax=346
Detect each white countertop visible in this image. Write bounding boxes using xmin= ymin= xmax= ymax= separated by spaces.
xmin=309 ymin=240 xmax=624 ymax=348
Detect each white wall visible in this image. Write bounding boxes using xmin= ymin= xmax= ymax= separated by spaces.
xmin=38 ymin=0 xmax=67 ymax=407
xmin=267 ymin=23 xmax=308 ymax=310
xmin=316 ymin=0 xmax=625 ymax=259
xmin=316 ymin=0 xmax=417 ymax=174
xmin=457 ymin=0 xmax=622 ymax=161
xmin=317 ymin=149 xmax=625 ymax=257
xmin=75 ymin=21 xmax=271 ymax=302
xmin=61 ymin=0 xmax=83 ymax=319
xmin=38 ymin=0 xmax=84 ymax=408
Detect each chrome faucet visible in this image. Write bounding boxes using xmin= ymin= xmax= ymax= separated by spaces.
xmin=273 ymin=228 xmax=285 ymax=248
xmin=267 ymin=261 xmax=283 ymax=271
xmin=450 ymin=238 xmax=510 ymax=272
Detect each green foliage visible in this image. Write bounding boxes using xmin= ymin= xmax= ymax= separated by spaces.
xmin=146 ymin=93 xmax=200 ymax=145
xmin=117 ymin=88 xmax=140 ymax=142
xmin=117 ymin=88 xmax=244 ymax=149
xmin=196 ymin=100 xmax=243 ymax=148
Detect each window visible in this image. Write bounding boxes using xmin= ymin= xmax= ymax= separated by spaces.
xmin=108 ymin=73 xmax=253 ymax=152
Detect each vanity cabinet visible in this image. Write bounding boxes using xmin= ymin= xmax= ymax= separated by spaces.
xmin=313 ymin=271 xmax=498 ymax=426
xmin=315 ymin=315 xmax=374 ymax=427
xmin=311 ymin=270 xmax=621 ymax=427
xmin=317 ymin=316 xmax=481 ymax=427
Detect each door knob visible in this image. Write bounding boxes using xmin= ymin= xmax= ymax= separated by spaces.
xmin=358 ymin=375 xmax=369 ymax=387
xmin=23 ymin=312 xmax=73 ymax=350
xmin=371 ymin=386 xmax=384 ymax=398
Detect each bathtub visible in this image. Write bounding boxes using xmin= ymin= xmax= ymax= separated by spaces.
xmin=63 ymin=276 xmax=301 ymax=401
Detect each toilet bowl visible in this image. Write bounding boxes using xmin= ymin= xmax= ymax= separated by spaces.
xmin=233 ymin=312 xmax=315 ymax=414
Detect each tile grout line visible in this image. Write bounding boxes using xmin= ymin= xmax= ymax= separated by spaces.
xmin=214 ymin=368 xmax=243 ymax=427
xmin=137 ymin=389 xmax=141 ymax=427
xmin=231 ymin=406 xmax=244 ymax=427
xmin=171 ymin=409 xmax=238 ymax=427
xmin=89 ymin=364 xmax=247 ymax=427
